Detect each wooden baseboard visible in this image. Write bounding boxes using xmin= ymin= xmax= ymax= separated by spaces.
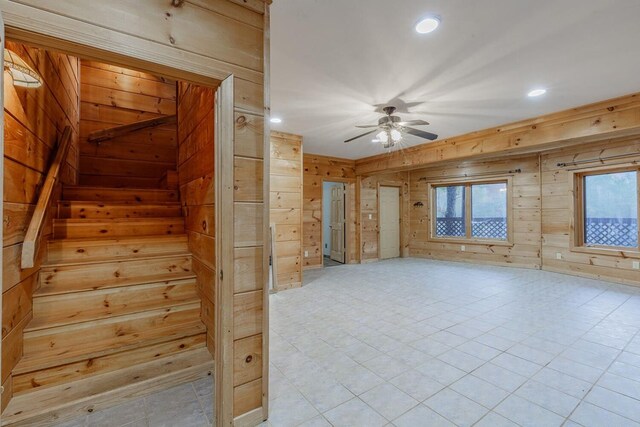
xmin=234 ymin=407 xmax=265 ymax=427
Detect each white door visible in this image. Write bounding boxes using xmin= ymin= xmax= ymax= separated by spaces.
xmin=329 ymin=184 xmax=345 ymax=263
xmin=379 ymin=186 xmax=400 ymax=259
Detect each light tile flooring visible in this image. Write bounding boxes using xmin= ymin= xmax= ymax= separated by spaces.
xmin=53 ymin=258 xmax=640 ymax=426
xmin=268 ymin=259 xmax=640 ymax=427
xmin=53 ymin=375 xmax=214 ymax=427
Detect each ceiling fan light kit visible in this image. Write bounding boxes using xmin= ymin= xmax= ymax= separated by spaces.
xmin=344 ymin=105 xmax=438 ymax=148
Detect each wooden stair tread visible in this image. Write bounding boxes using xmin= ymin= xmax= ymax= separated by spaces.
xmin=28 ymin=278 xmax=199 ymax=331
xmin=47 ymin=234 xmax=189 ymax=264
xmin=58 ymin=201 xmax=182 ymax=219
xmin=43 ymin=250 xmax=192 ymax=268
xmin=63 ymin=186 xmax=179 ymax=203
xmin=35 ymin=270 xmax=196 ymax=297
xmin=53 ymin=217 xmax=185 ymax=239
xmin=15 ymin=303 xmax=205 ymax=374
xmin=3 ymin=347 xmax=213 ymax=426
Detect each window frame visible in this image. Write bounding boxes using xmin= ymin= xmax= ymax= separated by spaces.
xmin=571 ymin=165 xmax=640 ymax=257
xmin=428 ymin=177 xmax=513 ymax=246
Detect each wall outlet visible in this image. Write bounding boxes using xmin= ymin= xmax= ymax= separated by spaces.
xmin=633 ymin=261 xmax=640 ymax=270
xmin=460 ymin=245 xmax=465 ymax=252
xmin=368 ymin=214 xmax=372 ymax=220
xmin=304 ymin=251 xmax=309 ymax=258
xmin=556 ymin=252 xmax=562 ymax=260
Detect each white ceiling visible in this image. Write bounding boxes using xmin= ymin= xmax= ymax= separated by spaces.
xmin=269 ymin=0 xmax=640 ymax=159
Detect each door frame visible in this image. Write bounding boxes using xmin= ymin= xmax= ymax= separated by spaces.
xmin=0 ymin=18 xmax=264 ymax=426
xmin=377 ymin=183 xmax=404 ymax=260
xmin=321 ymin=178 xmax=354 ymax=266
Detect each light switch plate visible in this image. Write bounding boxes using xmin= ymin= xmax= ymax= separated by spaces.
xmin=304 ymin=251 xmax=309 ymax=258
xmin=633 ymin=261 xmax=640 ymax=270
xmin=556 ymin=252 xmax=562 ymax=260
xmin=460 ymin=245 xmax=465 ymax=252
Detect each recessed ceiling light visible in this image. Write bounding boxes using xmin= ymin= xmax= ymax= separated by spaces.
xmin=371 ymin=139 xmax=381 ymax=143
xmin=527 ymin=88 xmax=547 ymax=97
xmin=415 ymin=16 xmax=440 ymax=34
xmin=270 ymin=117 xmax=282 ymax=123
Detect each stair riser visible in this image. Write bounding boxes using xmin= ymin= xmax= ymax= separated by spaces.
xmin=21 ymin=305 xmax=204 ymax=373
xmin=63 ymin=187 xmax=179 ymax=203
xmin=58 ymin=202 xmax=182 ymax=219
xmin=13 ymin=334 xmax=206 ymax=395
xmin=53 ymin=219 xmax=184 ymax=239
xmin=47 ymin=236 xmax=189 ymax=264
xmin=30 ymin=280 xmax=199 ymax=330
xmin=39 ymin=255 xmax=192 ymax=295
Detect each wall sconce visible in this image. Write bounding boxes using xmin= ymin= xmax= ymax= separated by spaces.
xmin=4 ymin=48 xmax=42 ymax=88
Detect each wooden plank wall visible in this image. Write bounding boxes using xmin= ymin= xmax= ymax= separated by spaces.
xmin=302 ymin=154 xmax=357 ymax=269
xmin=541 ymin=138 xmax=640 ymax=285
xmin=360 ymin=172 xmax=410 ymax=262
xmin=177 ymin=81 xmax=216 ymax=358
xmin=79 ymin=60 xmax=177 ymax=188
xmin=408 ymin=156 xmax=542 ymax=268
xmin=2 ymin=41 xmax=80 ymax=412
xmin=269 ymin=132 xmax=302 ymax=291
xmin=2 ymin=0 xmax=270 ymax=424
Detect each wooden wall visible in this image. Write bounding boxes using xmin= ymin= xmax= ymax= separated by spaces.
xmin=269 ymin=132 xmax=302 ymax=291
xmin=360 ymin=172 xmax=410 ymax=262
xmin=2 ymin=41 xmax=80 ymax=411
xmin=2 ymin=0 xmax=270 ymax=425
xmin=541 ymin=138 xmax=640 ymax=285
xmin=79 ymin=60 xmax=177 ymax=188
xmin=177 ymin=81 xmax=216 ymax=358
xmin=408 ymin=156 xmax=542 ymax=269
xmin=302 ymin=154 xmax=357 ymax=269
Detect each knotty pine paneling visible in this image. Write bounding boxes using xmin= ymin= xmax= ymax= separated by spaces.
xmin=79 ymin=61 xmax=177 ymax=188
xmin=302 ymin=154 xmax=357 ymax=269
xmin=540 ymin=137 xmax=640 ymax=285
xmin=408 ymin=155 xmax=542 ymax=269
xmin=177 ymin=81 xmax=216 ymax=358
xmin=360 ymin=172 xmax=410 ymax=262
xmin=2 ymin=41 xmax=80 ymax=412
xmin=270 ymin=132 xmax=302 ymax=290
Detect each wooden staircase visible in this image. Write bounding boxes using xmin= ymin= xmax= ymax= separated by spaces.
xmin=2 ymin=185 xmax=213 ymax=426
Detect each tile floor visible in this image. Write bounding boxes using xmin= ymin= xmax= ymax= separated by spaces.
xmin=54 ymin=258 xmax=640 ymax=426
xmin=53 ymin=375 xmax=214 ymax=427
xmin=267 ymin=259 xmax=640 ymax=427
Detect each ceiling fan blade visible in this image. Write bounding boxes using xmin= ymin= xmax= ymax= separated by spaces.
xmin=355 ymin=125 xmax=380 ymax=129
xmin=404 ymin=127 xmax=438 ymax=140
xmin=344 ymin=129 xmax=379 ymax=143
xmin=397 ymin=119 xmax=430 ymax=126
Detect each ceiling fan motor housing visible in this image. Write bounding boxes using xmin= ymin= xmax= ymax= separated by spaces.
xmin=378 ymin=115 xmax=401 ymax=126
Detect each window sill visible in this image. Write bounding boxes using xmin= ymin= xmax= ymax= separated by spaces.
xmin=571 ymin=245 xmax=640 ymax=259
xmin=428 ymin=237 xmax=514 ymax=247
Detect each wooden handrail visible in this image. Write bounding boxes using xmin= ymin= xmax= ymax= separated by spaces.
xmin=87 ymin=114 xmax=177 ymax=144
xmin=21 ymin=126 xmax=73 ymax=269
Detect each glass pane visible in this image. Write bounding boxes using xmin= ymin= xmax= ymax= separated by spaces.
xmin=584 ymin=172 xmax=638 ymax=247
xmin=471 ymin=183 xmax=507 ymax=240
xmin=435 ymin=186 xmax=466 ymax=237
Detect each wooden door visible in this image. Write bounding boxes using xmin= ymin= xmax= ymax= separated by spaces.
xmin=379 ymin=186 xmax=400 ymax=259
xmin=329 ymin=184 xmax=345 ymax=263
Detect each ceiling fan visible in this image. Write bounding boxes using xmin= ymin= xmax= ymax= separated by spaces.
xmin=344 ymin=106 xmax=438 ymax=148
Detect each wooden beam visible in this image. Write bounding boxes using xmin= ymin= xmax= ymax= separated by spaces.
xmin=355 ymin=92 xmax=640 ymax=175
xmin=21 ymin=126 xmax=72 ymax=269
xmin=87 ymin=114 xmax=176 ymax=144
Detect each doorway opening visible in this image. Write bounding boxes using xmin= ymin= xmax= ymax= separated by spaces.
xmin=1 ymin=39 xmax=222 ymax=425
xmin=322 ymin=181 xmax=346 ymax=267
xmin=379 ymin=185 xmax=401 ymax=259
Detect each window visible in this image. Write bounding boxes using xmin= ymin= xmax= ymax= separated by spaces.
xmin=578 ymin=169 xmax=639 ymax=249
xmin=432 ymin=180 xmax=509 ymax=242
